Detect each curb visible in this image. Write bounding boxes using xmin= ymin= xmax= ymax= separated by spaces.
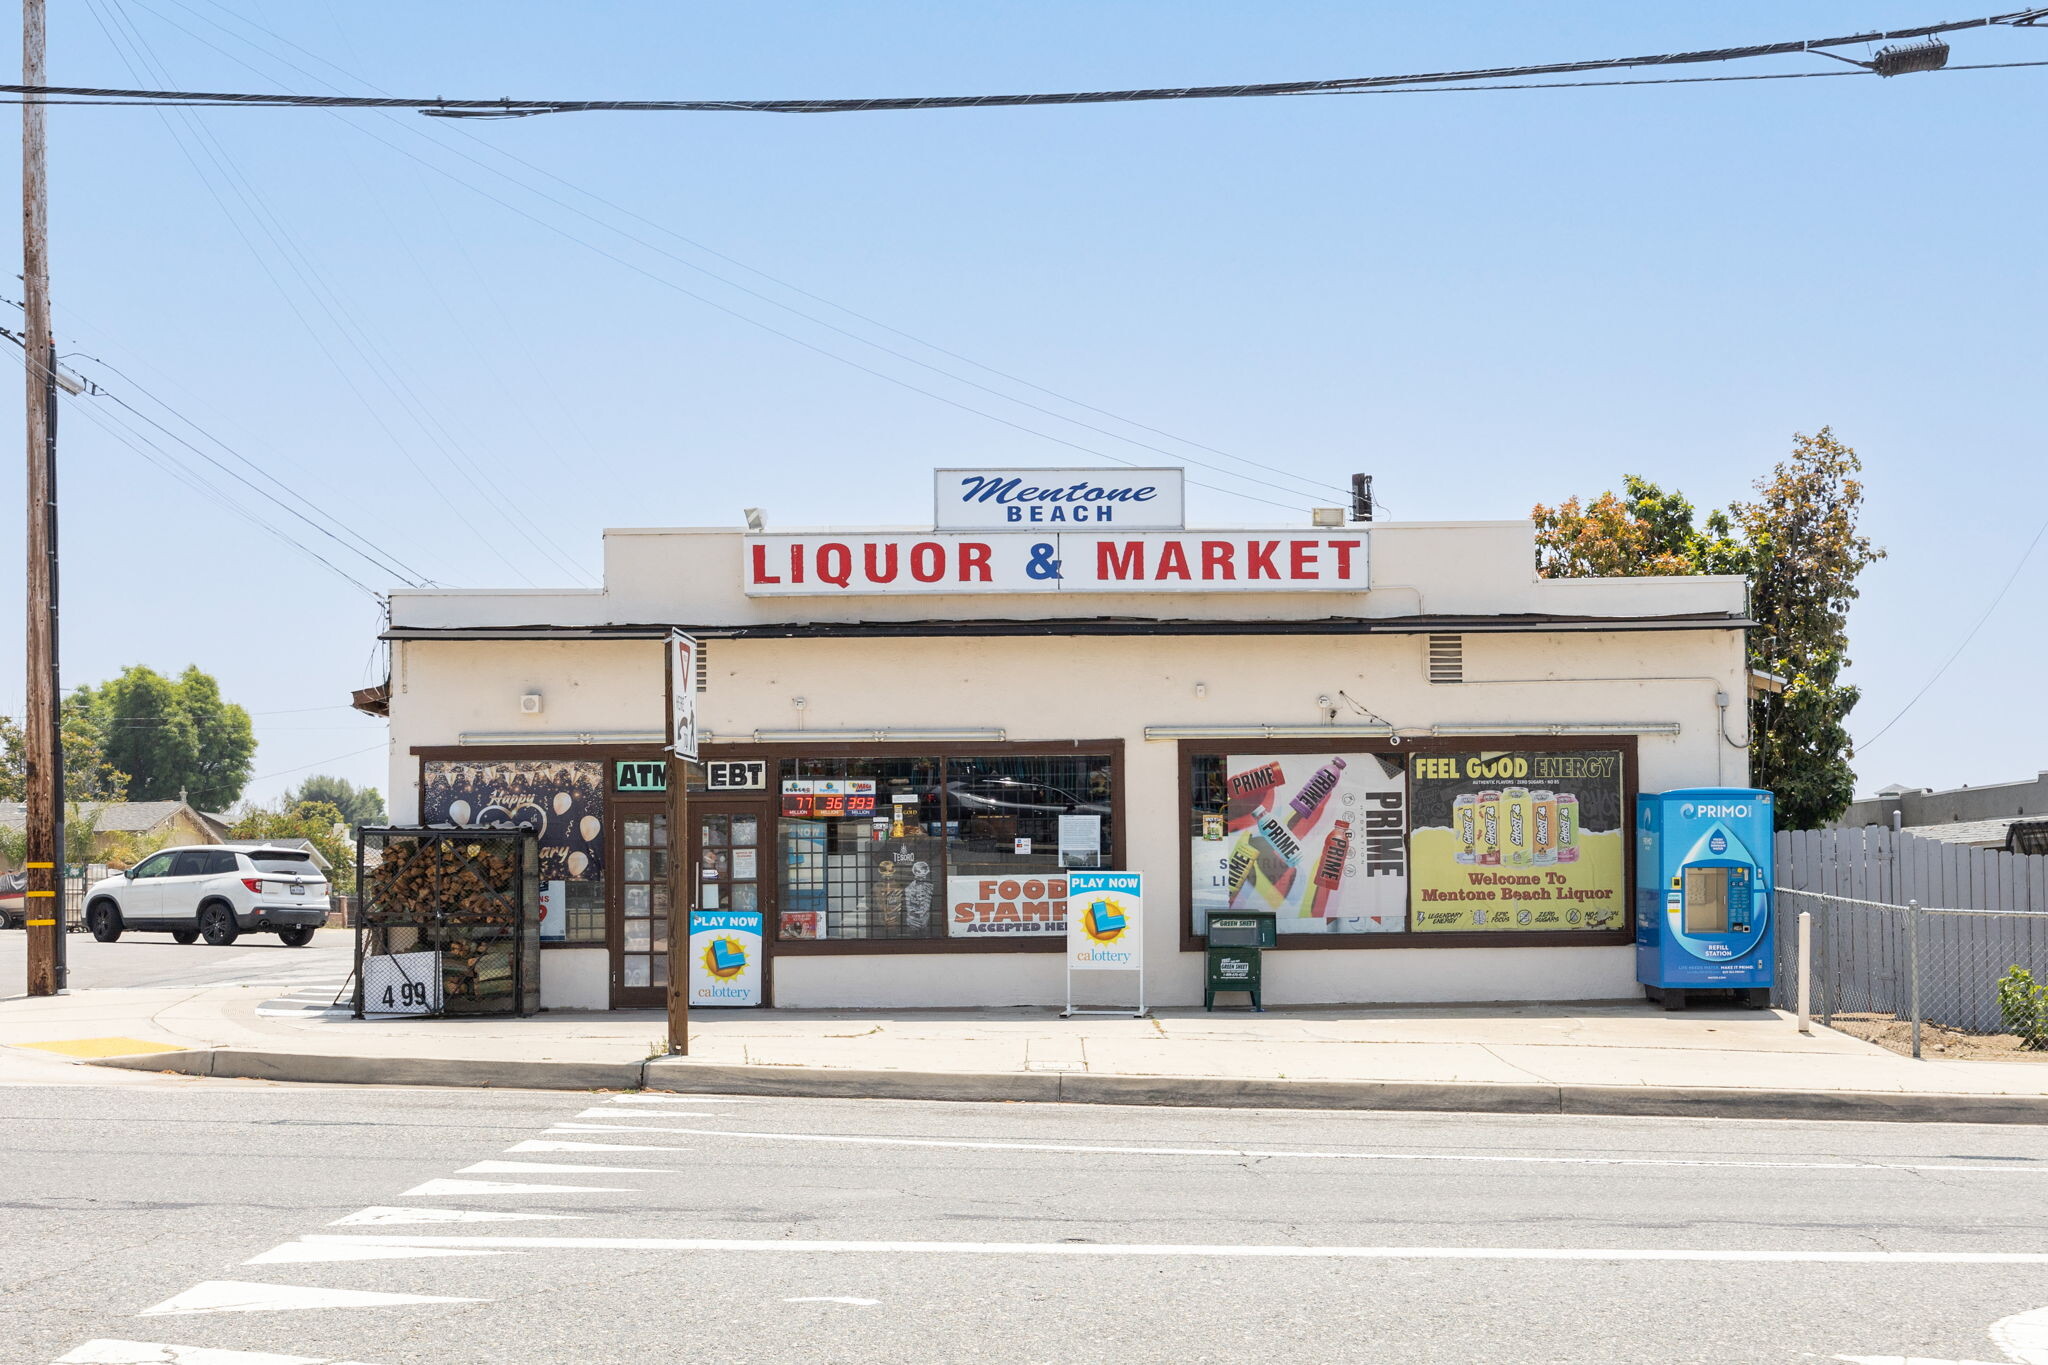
xmin=86 ymin=1046 xmax=2048 ymax=1124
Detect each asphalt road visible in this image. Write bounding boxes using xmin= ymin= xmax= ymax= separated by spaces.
xmin=7 ymin=1080 xmax=2048 ymax=1365
xmin=0 ymin=926 xmax=353 ymax=998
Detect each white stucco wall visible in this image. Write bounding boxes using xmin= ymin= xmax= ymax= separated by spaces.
xmin=387 ymin=626 xmax=1744 ymax=1009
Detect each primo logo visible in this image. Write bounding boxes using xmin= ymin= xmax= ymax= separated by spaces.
xmin=1682 ymin=803 xmax=1753 ymax=820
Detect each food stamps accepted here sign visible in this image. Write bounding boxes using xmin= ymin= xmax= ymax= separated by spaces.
xmin=1064 ymin=871 xmax=1142 ymax=971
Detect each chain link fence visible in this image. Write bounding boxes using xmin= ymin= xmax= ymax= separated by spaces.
xmin=1774 ymin=887 xmax=2048 ymax=1056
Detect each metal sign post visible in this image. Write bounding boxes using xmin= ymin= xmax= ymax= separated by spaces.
xmin=1062 ymin=870 xmax=1146 ymax=1018
xmin=664 ymin=631 xmax=699 ymax=1056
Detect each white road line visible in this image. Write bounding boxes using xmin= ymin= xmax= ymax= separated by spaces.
xmin=555 ymin=1124 xmax=2048 ymax=1175
xmin=457 ymin=1161 xmax=671 ymax=1176
xmin=784 ymin=1297 xmax=881 ymax=1306
xmin=507 ymin=1140 xmax=690 ymax=1155
xmin=399 ymin=1178 xmax=629 ymax=1197
xmin=330 ymin=1207 xmax=582 ymax=1226
xmin=245 ymin=1243 xmax=512 ymax=1265
xmin=139 ymin=1282 xmax=481 ymax=1317
xmin=287 ymin=1236 xmax=2048 ymax=1265
xmin=55 ymin=1340 xmax=387 ymax=1364
xmin=609 ymin=1094 xmax=756 ymax=1104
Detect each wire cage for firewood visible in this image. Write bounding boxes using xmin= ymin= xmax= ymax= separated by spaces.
xmin=353 ymin=825 xmax=540 ymax=1018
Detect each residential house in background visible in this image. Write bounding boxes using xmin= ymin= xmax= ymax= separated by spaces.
xmin=0 ymin=799 xmax=232 ymax=873
xmin=1835 ymin=772 xmax=2048 ymax=853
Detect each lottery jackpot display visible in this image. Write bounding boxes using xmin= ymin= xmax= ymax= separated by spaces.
xmin=1193 ymin=754 xmax=1407 ymax=934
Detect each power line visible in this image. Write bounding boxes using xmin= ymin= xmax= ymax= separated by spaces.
xmin=137 ymin=0 xmax=1360 ymax=512
xmin=1856 ymin=515 xmax=2048 ymax=752
xmin=247 ymin=740 xmax=385 ymax=785
xmin=7 ymin=9 xmax=2046 ymax=115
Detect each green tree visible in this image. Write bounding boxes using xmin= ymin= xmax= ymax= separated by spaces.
xmin=1532 ymin=431 xmax=1882 ymax=830
xmin=1733 ymin=429 xmax=1883 ymax=829
xmin=77 ymin=665 xmax=255 ymax=809
xmin=0 ymin=704 xmax=129 ymax=804
xmin=290 ymin=774 xmax=386 ymax=829
xmin=232 ymin=799 xmax=354 ymax=893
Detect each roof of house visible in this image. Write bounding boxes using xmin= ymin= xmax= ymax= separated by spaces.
xmin=0 ymin=800 xmax=221 ymax=836
xmin=1897 ymin=817 xmax=2026 ymax=848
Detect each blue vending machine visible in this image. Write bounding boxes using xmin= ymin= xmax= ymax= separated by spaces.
xmin=1635 ymin=788 xmax=1774 ymax=1010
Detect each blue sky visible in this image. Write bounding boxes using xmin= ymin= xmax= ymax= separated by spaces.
xmin=0 ymin=2 xmax=2041 ymax=808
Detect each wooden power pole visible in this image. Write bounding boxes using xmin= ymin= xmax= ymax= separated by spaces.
xmin=23 ymin=0 xmax=65 ymax=996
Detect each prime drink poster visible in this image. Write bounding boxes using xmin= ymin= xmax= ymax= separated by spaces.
xmin=1407 ymin=749 xmax=1626 ymax=932
xmin=1193 ymin=753 xmax=1407 ymax=935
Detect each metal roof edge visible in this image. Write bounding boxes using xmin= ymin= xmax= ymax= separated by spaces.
xmin=382 ymin=613 xmax=1752 ymax=643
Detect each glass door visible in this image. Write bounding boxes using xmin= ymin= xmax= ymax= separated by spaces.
xmin=690 ymin=805 xmax=769 ymax=1007
xmin=609 ymin=801 xmax=670 ymax=1009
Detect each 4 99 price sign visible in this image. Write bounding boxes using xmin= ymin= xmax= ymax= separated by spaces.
xmin=361 ymin=950 xmax=442 ymax=1016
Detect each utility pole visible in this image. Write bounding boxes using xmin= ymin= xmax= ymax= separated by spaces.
xmin=23 ymin=0 xmax=65 ymax=996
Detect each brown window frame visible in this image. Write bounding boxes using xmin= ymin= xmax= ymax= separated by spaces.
xmin=1176 ymin=734 xmax=1637 ymax=953
xmin=415 ymin=739 xmax=1125 ymax=958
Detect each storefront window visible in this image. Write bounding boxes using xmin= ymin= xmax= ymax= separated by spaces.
xmin=1187 ymin=744 xmax=1631 ymax=940
xmin=776 ymin=752 xmax=1115 ymax=942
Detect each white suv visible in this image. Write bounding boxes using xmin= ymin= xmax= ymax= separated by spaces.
xmin=84 ymin=844 xmax=329 ymax=947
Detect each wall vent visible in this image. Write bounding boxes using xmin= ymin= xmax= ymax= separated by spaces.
xmin=1427 ymin=634 xmax=1464 ymax=684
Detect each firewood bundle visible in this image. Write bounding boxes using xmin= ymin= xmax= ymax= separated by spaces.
xmin=364 ymin=837 xmax=517 ymax=925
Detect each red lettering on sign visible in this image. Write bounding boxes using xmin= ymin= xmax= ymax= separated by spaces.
xmin=1098 ymin=541 xmax=1144 ymax=580
xmin=1021 ymin=879 xmax=1046 ymax=900
xmin=998 ymin=879 xmax=1022 ymax=901
xmin=789 ymin=543 xmax=804 ymax=584
xmin=959 ymin=542 xmax=992 ymax=581
xmin=864 ymin=543 xmax=898 ymax=583
xmin=1021 ymin=901 xmax=1053 ymax=921
xmin=817 ymin=542 xmax=853 ymax=587
xmin=910 ymin=542 xmax=945 ymax=583
xmin=1289 ymin=540 xmax=1319 ymax=579
xmin=1202 ymin=541 xmax=1236 ymax=580
xmin=1330 ymin=539 xmax=1362 ymax=579
xmin=979 ymin=881 xmax=1000 ymax=900
xmin=1155 ymin=541 xmax=1192 ymax=580
xmin=750 ymin=544 xmax=782 ymax=585
xmin=953 ymin=902 xmax=976 ymax=923
xmin=1246 ymin=540 xmax=1280 ymax=579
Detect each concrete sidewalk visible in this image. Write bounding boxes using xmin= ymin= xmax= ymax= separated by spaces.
xmin=5 ymin=981 xmax=2048 ymax=1123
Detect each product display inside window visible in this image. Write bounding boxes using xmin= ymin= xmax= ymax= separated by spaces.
xmin=776 ymin=752 xmax=1114 ymax=941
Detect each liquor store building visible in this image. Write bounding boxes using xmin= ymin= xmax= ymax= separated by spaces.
xmin=368 ymin=473 xmax=1752 ymax=1012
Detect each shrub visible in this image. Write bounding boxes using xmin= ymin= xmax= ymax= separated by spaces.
xmin=1995 ymin=967 xmax=2048 ymax=1050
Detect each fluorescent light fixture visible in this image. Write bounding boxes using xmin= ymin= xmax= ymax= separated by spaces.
xmin=1144 ymin=724 xmax=1393 ymax=741
xmin=458 ymin=730 xmax=668 ymax=745
xmin=750 ymin=727 xmax=1006 ymax=743
xmin=1428 ymin=722 xmax=1681 ymax=737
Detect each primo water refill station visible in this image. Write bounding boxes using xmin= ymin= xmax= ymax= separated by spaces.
xmin=1634 ymin=788 xmax=1775 ymax=1010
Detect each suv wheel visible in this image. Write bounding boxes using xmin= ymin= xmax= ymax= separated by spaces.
xmin=171 ymin=927 xmax=199 ymax=944
xmin=198 ymin=902 xmax=240 ymax=946
xmin=277 ymin=925 xmax=316 ymax=948
xmin=87 ymin=903 xmax=123 ymax=942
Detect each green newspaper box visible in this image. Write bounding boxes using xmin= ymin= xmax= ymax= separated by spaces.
xmin=1205 ymin=911 xmax=1275 ymax=1011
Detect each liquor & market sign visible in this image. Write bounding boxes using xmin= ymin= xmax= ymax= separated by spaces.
xmin=743 ymin=531 xmax=1367 ymax=596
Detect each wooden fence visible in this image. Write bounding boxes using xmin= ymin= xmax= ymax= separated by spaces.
xmin=1773 ymin=826 xmax=2048 ymax=1033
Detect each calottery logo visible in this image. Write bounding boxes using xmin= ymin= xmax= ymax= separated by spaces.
xmin=701 ymin=936 xmax=749 ymax=981
xmin=1082 ymin=897 xmax=1131 ymax=944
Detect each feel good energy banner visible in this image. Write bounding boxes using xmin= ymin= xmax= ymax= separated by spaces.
xmin=1407 ymin=749 xmax=1627 ymax=932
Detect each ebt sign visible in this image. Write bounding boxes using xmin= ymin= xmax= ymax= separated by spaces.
xmin=936 ymin=467 xmax=1183 ymax=530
